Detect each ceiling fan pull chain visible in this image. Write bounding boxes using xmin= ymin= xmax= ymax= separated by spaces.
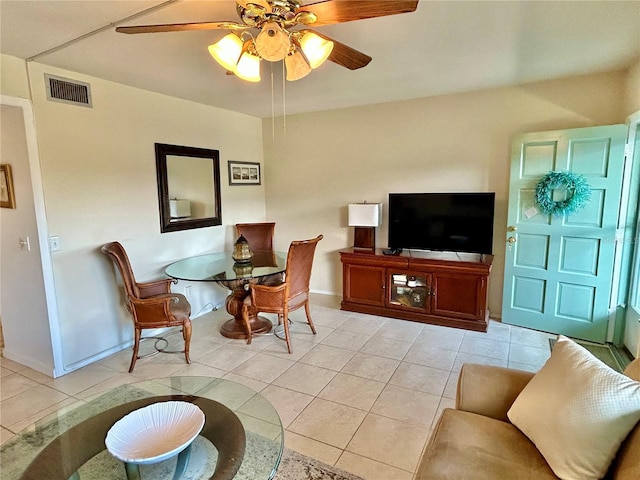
xmin=282 ymin=60 xmax=287 ymax=135
xmin=271 ymin=64 xmax=276 ymax=140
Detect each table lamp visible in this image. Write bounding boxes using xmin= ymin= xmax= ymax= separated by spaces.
xmin=348 ymin=203 xmax=382 ymax=250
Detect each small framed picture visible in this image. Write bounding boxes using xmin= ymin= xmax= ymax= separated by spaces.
xmin=0 ymin=164 xmax=16 ymax=209
xmin=228 ymin=161 xmax=261 ymax=186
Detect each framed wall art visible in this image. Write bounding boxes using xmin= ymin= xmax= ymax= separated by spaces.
xmin=228 ymin=161 xmax=261 ymax=186
xmin=0 ymin=164 xmax=16 ymax=209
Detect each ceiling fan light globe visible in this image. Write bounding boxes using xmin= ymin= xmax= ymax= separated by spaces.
xmin=255 ymin=21 xmax=291 ymax=61
xmin=208 ymin=34 xmax=243 ymax=71
xmin=285 ymin=50 xmax=311 ymax=81
xmin=235 ymin=52 xmax=261 ymax=82
xmin=299 ymin=31 xmax=333 ymax=69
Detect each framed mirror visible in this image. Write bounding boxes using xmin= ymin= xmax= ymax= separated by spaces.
xmin=155 ymin=143 xmax=222 ymax=233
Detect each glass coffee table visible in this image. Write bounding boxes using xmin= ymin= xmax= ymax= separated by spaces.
xmin=1 ymin=377 xmax=283 ymax=480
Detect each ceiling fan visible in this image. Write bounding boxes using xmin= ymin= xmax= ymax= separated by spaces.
xmin=116 ymin=0 xmax=419 ymax=82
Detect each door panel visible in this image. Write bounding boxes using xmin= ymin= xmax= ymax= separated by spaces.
xmin=503 ymin=125 xmax=627 ymax=342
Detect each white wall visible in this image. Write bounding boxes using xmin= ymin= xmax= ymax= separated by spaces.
xmin=1 ymin=56 xmax=267 ymax=374
xmin=0 ymin=104 xmax=55 ymax=374
xmin=263 ymin=70 xmax=628 ymax=319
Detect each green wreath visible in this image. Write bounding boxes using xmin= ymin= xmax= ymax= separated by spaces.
xmin=534 ymin=171 xmax=591 ymax=216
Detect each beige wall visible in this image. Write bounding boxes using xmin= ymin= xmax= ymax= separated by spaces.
xmin=263 ymin=70 xmax=628 ymax=319
xmin=625 ymin=58 xmax=640 ymax=115
xmin=2 ymin=56 xmax=267 ymax=372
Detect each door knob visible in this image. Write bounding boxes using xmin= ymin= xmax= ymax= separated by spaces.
xmin=507 ymin=237 xmax=516 ymax=244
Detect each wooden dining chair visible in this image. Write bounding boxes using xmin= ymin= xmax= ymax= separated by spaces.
xmin=101 ymin=241 xmax=192 ymax=372
xmin=235 ymin=222 xmax=276 ymax=251
xmin=242 ymin=235 xmax=323 ymax=352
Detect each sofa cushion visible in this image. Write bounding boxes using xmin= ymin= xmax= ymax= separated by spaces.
xmin=507 ymin=336 xmax=640 ymax=480
xmin=416 ymin=408 xmax=558 ymax=480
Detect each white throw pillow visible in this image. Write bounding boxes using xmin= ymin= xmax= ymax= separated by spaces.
xmin=507 ymin=335 xmax=640 ymax=480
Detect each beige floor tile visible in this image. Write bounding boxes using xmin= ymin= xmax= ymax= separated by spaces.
xmin=371 ymin=384 xmax=440 ymax=427
xmin=404 ymin=344 xmax=458 ymax=371
xmin=413 ymin=328 xmax=465 ymax=352
xmin=510 ymin=326 xmax=554 ymax=348
xmin=459 ymin=336 xmax=509 ymax=360
xmin=196 ymin=344 xmax=257 ymax=371
xmin=346 ymin=413 xmax=429 ymax=472
xmin=307 ymin=307 xmax=349 ymax=329
xmin=272 ymin=363 xmax=337 ymax=396
xmin=74 ymin=372 xmax=141 ymax=400
xmin=259 ymin=336 xmax=316 ymax=361
xmin=341 ymin=353 xmax=400 ymax=383
xmin=1 ymin=426 xmax=15 ymax=446
xmin=43 ymin=364 xmax=118 ymax=396
xmin=389 ymin=362 xmax=449 ymax=396
xmin=232 ymin=352 xmax=295 ymax=383
xmin=221 ymin=372 xmax=268 ymax=393
xmin=1 ymin=373 xmax=39 ymax=401
xmin=171 ymin=362 xmax=227 ymax=379
xmin=318 ymin=373 xmax=385 ymax=411
xmin=288 ymin=398 xmax=366 ymax=449
xmin=507 ymin=360 xmax=542 ymax=372
xmin=259 ymin=384 xmax=314 ymax=427
xmin=6 ymin=397 xmax=79 ymax=434
xmin=338 ymin=315 xmax=386 ymax=335
xmin=373 ymin=320 xmax=423 ymax=343
xmin=335 ymin=451 xmax=414 ymax=480
xmin=127 ymin=359 xmax=186 ymax=380
xmin=359 ymin=335 xmax=412 ymax=361
xmin=287 ymin=322 xmax=335 ymax=345
xmin=1 ymin=384 xmax=70 ymax=431
xmin=508 ymin=343 xmax=550 ymax=368
xmin=15 ymin=367 xmax=54 ymax=384
xmin=298 ymin=344 xmax=356 ymax=371
xmin=284 ymin=431 xmax=343 ymax=466
xmin=442 ymin=371 xmax=459 ymax=399
xmin=0 ymin=357 xmax=29 ymax=372
xmin=320 ymin=329 xmax=371 ymax=351
xmin=0 ymin=367 xmax=11 ymax=378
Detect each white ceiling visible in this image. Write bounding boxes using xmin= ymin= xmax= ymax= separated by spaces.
xmin=1 ymin=0 xmax=639 ymax=118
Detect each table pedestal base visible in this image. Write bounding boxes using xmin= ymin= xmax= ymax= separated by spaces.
xmin=220 ymin=288 xmax=273 ymax=339
xmin=220 ymin=315 xmax=273 ymax=339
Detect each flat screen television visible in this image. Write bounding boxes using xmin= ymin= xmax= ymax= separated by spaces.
xmin=388 ymin=192 xmax=495 ymax=254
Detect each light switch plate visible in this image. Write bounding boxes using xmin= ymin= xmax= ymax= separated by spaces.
xmin=49 ymin=236 xmax=60 ymax=252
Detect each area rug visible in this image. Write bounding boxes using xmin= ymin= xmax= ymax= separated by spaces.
xmin=274 ymin=448 xmax=365 ymax=480
xmin=549 ymin=338 xmax=625 ymax=372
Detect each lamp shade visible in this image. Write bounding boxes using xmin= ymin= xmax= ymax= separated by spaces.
xmin=235 ymin=50 xmax=261 ymax=82
xmin=208 ymin=34 xmax=243 ymax=71
xmin=285 ymin=50 xmax=312 ymax=81
xmin=299 ymin=31 xmax=333 ymax=69
xmin=348 ymin=203 xmax=382 ymax=227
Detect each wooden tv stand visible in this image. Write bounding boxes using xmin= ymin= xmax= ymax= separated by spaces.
xmin=340 ymin=248 xmax=493 ymax=332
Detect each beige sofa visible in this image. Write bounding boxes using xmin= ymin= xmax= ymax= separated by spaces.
xmin=417 ymin=356 xmax=640 ymax=480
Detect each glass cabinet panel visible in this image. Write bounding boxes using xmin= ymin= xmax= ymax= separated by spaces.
xmin=389 ymin=273 xmax=429 ymax=309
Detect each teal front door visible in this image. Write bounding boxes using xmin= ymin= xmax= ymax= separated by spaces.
xmin=502 ymin=125 xmax=627 ymax=342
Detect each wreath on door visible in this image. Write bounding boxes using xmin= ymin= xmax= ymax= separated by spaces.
xmin=534 ymin=171 xmax=591 ymax=216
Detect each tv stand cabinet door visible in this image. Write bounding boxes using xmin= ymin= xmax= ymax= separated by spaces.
xmin=431 ymin=271 xmax=487 ymax=321
xmin=343 ymin=264 xmax=386 ymax=307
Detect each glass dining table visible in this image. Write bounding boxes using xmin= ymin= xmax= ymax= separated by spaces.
xmin=165 ymin=250 xmax=287 ymax=340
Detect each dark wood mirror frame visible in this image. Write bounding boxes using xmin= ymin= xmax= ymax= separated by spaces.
xmin=155 ymin=143 xmax=222 ymax=233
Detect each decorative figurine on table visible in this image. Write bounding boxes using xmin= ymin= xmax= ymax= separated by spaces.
xmin=232 ymin=235 xmax=253 ymax=263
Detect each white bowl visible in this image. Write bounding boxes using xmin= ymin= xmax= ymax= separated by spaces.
xmin=105 ymin=401 xmax=205 ymax=465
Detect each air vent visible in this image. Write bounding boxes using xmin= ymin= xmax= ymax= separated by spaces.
xmin=44 ymin=74 xmax=92 ymax=107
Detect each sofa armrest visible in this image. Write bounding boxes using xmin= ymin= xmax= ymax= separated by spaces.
xmin=456 ymin=363 xmax=535 ymax=422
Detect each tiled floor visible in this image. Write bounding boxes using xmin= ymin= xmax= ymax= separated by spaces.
xmin=0 ymin=294 xmax=555 ymax=479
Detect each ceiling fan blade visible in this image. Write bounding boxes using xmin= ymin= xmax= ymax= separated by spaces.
xmin=310 ymin=31 xmax=371 ymax=70
xmin=296 ymin=0 xmax=418 ymax=26
xmin=116 ymin=21 xmax=247 ymax=34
